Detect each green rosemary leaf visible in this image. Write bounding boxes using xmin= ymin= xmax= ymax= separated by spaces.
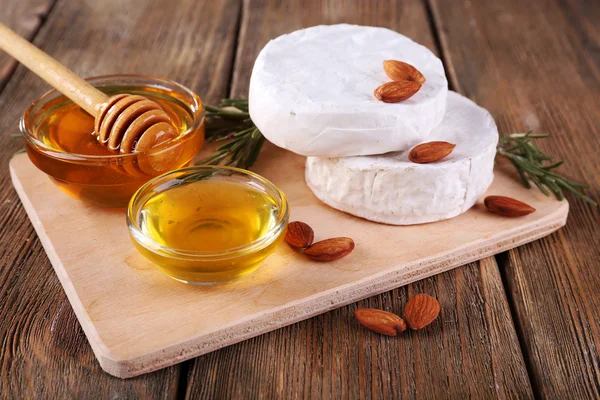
xmin=196 ymin=99 xmax=264 ymax=170
xmin=541 ymin=176 xmax=564 ymax=201
xmin=220 ymin=98 xmax=249 ymax=112
xmin=246 ymin=134 xmax=266 ymax=168
xmin=216 ymin=140 xmax=238 ymax=152
xmin=205 ymin=107 xmax=249 ymax=120
xmin=556 ymin=180 xmax=598 ymax=206
xmin=542 ymin=160 xmax=564 ymax=171
xmin=232 ymin=127 xmax=255 ymax=138
xmin=509 ymin=158 xmax=531 ymax=189
xmin=560 ymin=179 xmax=589 ymax=189
xmin=498 ymin=132 xmax=596 ymax=206
xmin=529 ymin=173 xmax=552 ymax=196
xmin=180 ymin=171 xmax=217 ymax=183
xmin=511 ymin=131 xmax=549 ymax=139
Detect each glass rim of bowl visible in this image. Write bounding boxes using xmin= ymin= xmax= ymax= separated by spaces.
xmin=127 ymin=165 xmax=290 ymax=261
xmin=20 ymin=73 xmax=204 ymax=163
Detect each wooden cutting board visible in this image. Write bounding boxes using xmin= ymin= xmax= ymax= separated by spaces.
xmin=9 ymin=146 xmax=568 ymax=378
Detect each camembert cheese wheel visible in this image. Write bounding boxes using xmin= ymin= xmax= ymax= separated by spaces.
xmin=249 ymin=24 xmax=448 ymax=157
xmin=305 ymin=92 xmax=498 ymax=225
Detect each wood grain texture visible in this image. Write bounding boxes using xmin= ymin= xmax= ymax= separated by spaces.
xmin=187 ymin=258 xmax=534 ymax=399
xmin=230 ymin=0 xmax=437 ymax=96
xmin=0 ymin=0 xmax=56 ymax=92
xmin=9 ymin=150 xmax=566 ymax=378
xmin=429 ymin=0 xmax=600 ymax=397
xmin=0 ymin=22 xmax=110 ymax=115
xmin=0 ymin=0 xmax=240 ymax=396
xmin=187 ymin=0 xmax=534 ymax=397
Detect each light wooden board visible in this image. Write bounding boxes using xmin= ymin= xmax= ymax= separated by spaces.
xmin=9 ymin=148 xmax=568 ymax=378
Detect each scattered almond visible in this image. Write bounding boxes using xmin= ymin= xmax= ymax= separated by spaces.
xmin=404 ymin=294 xmax=441 ymax=330
xmin=285 ymin=221 xmax=315 ymax=249
xmin=374 ymin=80 xmax=421 ymax=103
xmin=304 ymin=237 xmax=354 ymax=261
xmin=383 ymin=60 xmax=426 ymax=85
xmin=354 ymin=308 xmax=407 ymax=336
xmin=408 ymin=141 xmax=456 ymax=164
xmin=484 ymin=195 xmax=536 ymax=217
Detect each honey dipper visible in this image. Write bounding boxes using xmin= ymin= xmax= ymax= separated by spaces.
xmin=0 ymin=23 xmax=177 ymax=153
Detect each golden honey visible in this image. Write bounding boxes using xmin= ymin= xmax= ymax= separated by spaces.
xmin=128 ymin=167 xmax=289 ymax=285
xmin=21 ymin=75 xmax=205 ymax=208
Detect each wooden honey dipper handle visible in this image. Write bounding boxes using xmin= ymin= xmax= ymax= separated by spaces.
xmin=0 ymin=23 xmax=177 ymax=156
xmin=0 ymin=23 xmax=108 ymax=115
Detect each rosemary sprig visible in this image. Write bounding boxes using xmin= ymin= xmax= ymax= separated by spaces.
xmin=497 ymin=131 xmax=596 ymax=205
xmin=196 ymin=98 xmax=265 ymax=170
xmin=201 ymin=99 xmax=597 ymax=206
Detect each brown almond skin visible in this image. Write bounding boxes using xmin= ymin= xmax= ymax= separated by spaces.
xmin=408 ymin=141 xmax=456 ymax=163
xmin=285 ymin=221 xmax=315 ymax=249
xmin=383 ymin=60 xmax=426 ymax=85
xmin=374 ymin=81 xmax=421 ymax=103
xmin=404 ymin=294 xmax=441 ymax=330
xmin=484 ymin=195 xmax=536 ymax=217
xmin=354 ymin=308 xmax=407 ymax=336
xmin=304 ymin=237 xmax=354 ymax=261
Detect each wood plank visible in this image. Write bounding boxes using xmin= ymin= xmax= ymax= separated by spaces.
xmin=429 ymin=0 xmax=600 ymax=397
xmin=186 ymin=0 xmax=533 ymax=397
xmin=0 ymin=0 xmax=240 ymax=396
xmin=9 ymin=145 xmax=566 ymax=378
xmin=187 ymin=258 xmax=533 ymax=398
xmin=0 ymin=0 xmax=56 ymax=91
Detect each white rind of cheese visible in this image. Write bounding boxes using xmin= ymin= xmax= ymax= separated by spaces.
xmin=305 ymin=91 xmax=499 ymax=225
xmin=249 ymin=24 xmax=448 ymax=157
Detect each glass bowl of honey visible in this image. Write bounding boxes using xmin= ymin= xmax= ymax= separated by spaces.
xmin=20 ymin=74 xmax=205 ymax=208
xmin=126 ymin=166 xmax=289 ymax=285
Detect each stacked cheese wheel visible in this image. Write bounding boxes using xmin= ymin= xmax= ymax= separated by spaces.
xmin=249 ymin=24 xmax=499 ymax=225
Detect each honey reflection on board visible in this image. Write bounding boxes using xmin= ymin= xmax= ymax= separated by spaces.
xmin=25 ymin=85 xmax=204 ymax=208
xmin=133 ymin=180 xmax=285 ymax=284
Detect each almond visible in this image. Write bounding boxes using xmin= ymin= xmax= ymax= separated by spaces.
xmin=484 ymin=195 xmax=536 ymax=217
xmin=304 ymin=237 xmax=354 ymax=261
xmin=408 ymin=141 xmax=456 ymax=163
xmin=404 ymin=294 xmax=441 ymax=330
xmin=354 ymin=308 xmax=407 ymax=336
xmin=285 ymin=221 xmax=315 ymax=249
xmin=383 ymin=60 xmax=426 ymax=85
xmin=374 ymin=81 xmax=421 ymax=103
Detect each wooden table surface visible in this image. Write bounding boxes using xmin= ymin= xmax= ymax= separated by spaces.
xmin=0 ymin=0 xmax=598 ymax=398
